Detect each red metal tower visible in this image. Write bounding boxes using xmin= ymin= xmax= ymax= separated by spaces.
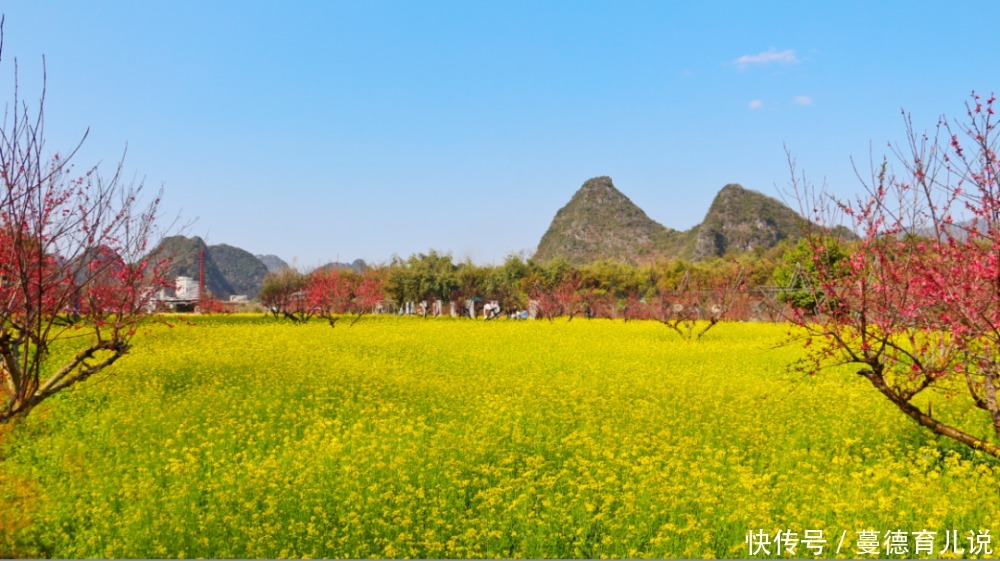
xmin=198 ymin=248 xmax=205 ymax=308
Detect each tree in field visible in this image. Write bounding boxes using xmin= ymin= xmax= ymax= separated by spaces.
xmin=652 ymin=261 xmax=747 ymax=340
xmin=306 ymin=268 xmax=354 ymax=327
xmin=482 ymin=255 xmax=530 ymax=316
xmin=260 ymin=267 xmax=310 ymax=322
xmin=349 ymin=271 xmax=385 ymax=323
xmin=530 ymin=272 xmax=583 ymax=322
xmin=0 ymin=18 xmax=167 ymax=423
xmin=787 ymin=92 xmax=1000 ymax=458
xmin=306 ymin=268 xmax=384 ymax=327
xmin=384 ymin=251 xmax=457 ymax=310
xmin=450 ymin=262 xmax=488 ymax=318
xmin=619 ymin=291 xmax=654 ymax=322
xmin=579 ymin=259 xmax=650 ymax=319
xmin=578 ymin=287 xmax=615 ymax=319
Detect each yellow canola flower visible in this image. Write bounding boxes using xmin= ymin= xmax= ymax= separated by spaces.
xmin=0 ymin=316 xmax=997 ymax=558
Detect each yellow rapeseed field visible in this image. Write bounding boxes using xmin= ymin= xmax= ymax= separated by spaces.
xmin=1 ymin=315 xmax=998 ymax=558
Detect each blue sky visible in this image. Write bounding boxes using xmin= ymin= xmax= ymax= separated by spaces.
xmin=1 ymin=1 xmax=997 ymax=267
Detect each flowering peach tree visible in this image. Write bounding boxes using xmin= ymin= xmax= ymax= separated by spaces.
xmin=0 ymin=18 xmax=167 ymax=423
xmin=788 ymin=92 xmax=1000 ymax=458
xmin=306 ymin=268 xmax=384 ymax=327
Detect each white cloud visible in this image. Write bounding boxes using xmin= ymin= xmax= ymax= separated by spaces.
xmin=748 ymin=99 xmax=764 ymax=110
xmin=734 ymin=48 xmax=800 ymax=68
xmin=793 ymin=95 xmax=814 ymax=106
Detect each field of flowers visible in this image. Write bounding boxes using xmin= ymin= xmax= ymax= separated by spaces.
xmin=1 ymin=316 xmax=999 ymax=558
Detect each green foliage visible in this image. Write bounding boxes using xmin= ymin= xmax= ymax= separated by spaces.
xmin=772 ymin=237 xmax=851 ymax=313
xmin=483 ymin=255 xmax=530 ymax=309
xmin=379 ymin=246 xmax=787 ymax=316
xmin=578 ymin=259 xmax=650 ymax=298
xmin=385 ymin=250 xmax=458 ymax=303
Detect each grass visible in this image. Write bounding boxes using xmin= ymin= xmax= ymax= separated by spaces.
xmin=1 ymin=315 xmax=998 ymax=558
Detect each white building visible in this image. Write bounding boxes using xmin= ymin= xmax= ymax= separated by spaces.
xmin=176 ymin=276 xmax=199 ymax=300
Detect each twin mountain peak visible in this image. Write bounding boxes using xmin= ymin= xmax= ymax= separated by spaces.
xmin=533 ymin=176 xmax=806 ymax=265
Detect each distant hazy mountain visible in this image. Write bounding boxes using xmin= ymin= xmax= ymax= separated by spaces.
xmin=534 ymin=177 xmax=809 ymax=265
xmin=256 ymin=254 xmax=289 ymax=273
xmin=151 ymin=236 xmax=269 ymax=298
